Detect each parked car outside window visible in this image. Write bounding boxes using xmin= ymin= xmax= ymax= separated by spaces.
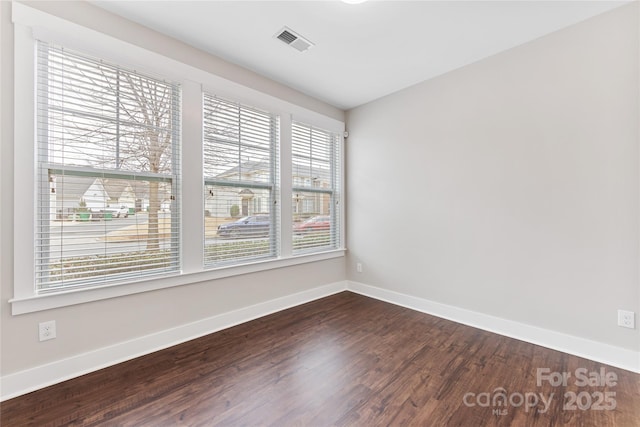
xmin=103 ymin=206 xmax=129 ymax=218
xmin=90 ymin=206 xmax=129 ymax=220
xmin=217 ymin=215 xmax=271 ymax=238
xmin=293 ymin=215 xmax=330 ymax=235
xmin=110 ymin=206 xmax=129 ymax=218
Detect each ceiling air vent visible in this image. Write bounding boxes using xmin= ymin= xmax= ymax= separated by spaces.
xmin=274 ymin=27 xmax=314 ymax=53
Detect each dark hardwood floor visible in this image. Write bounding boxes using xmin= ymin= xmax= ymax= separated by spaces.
xmin=2 ymin=292 xmax=639 ymax=426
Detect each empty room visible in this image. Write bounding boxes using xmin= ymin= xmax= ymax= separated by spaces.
xmin=1 ymin=0 xmax=639 ymax=425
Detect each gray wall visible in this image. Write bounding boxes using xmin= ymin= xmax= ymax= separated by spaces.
xmin=346 ymin=3 xmax=640 ymax=351
xmin=0 ymin=1 xmax=345 ymax=377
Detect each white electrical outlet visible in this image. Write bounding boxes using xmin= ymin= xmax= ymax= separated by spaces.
xmin=617 ymin=310 xmax=635 ymax=329
xmin=39 ymin=320 xmax=56 ymax=341
xmin=356 ymin=262 xmax=363 ymax=273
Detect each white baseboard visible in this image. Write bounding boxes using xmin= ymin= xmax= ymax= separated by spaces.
xmin=3 ymin=280 xmax=637 ymax=401
xmin=0 ymin=281 xmax=348 ymax=402
xmin=347 ymin=280 xmax=640 ymax=374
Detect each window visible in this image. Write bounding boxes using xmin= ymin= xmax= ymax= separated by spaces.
xmin=12 ymin=3 xmax=344 ymax=314
xmin=203 ymin=94 xmax=279 ymax=266
xmin=292 ymin=121 xmax=341 ymax=253
xmin=36 ymin=42 xmax=181 ymax=292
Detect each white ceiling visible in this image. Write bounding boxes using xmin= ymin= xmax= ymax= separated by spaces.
xmin=92 ymin=1 xmax=627 ymax=110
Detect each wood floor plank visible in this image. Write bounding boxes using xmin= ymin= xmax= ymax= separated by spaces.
xmin=1 ymin=292 xmax=638 ymax=426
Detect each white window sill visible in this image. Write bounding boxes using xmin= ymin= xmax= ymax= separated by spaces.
xmin=9 ymin=249 xmax=346 ymax=315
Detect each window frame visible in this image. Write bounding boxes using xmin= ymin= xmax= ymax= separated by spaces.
xmin=10 ymin=3 xmax=345 ymax=315
xmin=202 ymin=94 xmax=280 ymax=267
xmin=35 ymin=41 xmax=183 ymax=293
xmin=291 ymin=121 xmax=343 ymax=255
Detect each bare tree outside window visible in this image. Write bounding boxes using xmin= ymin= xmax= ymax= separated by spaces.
xmin=116 ymin=73 xmax=176 ymax=250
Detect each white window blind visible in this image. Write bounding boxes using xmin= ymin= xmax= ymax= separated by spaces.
xmin=203 ymin=94 xmax=279 ymax=266
xmin=36 ymin=42 xmax=181 ymax=292
xmin=292 ymin=121 xmax=341 ymax=253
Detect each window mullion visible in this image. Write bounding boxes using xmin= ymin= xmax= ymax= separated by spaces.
xmin=44 ymin=166 xmax=174 ymax=182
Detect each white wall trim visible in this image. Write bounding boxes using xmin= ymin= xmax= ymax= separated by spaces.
xmin=0 ymin=281 xmax=348 ymax=402
xmin=10 ymin=250 xmax=346 ymax=315
xmin=347 ymin=281 xmax=640 ymax=374
xmin=4 ymin=280 xmax=637 ymax=401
